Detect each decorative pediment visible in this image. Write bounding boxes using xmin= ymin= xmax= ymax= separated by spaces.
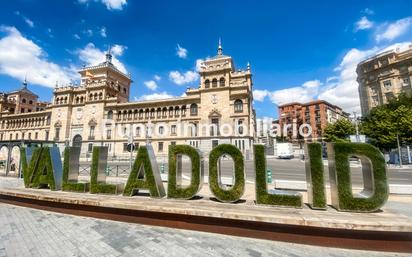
xmin=54 ymin=121 xmax=62 ymax=128
xmin=88 ymin=118 xmax=97 ymax=126
xmin=208 ymin=109 xmax=222 ymax=118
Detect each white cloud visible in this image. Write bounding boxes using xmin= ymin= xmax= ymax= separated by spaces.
xmin=355 ymin=16 xmax=373 ymax=31
xmin=253 ymin=80 xmax=321 ymax=106
xmin=73 ymin=34 xmax=81 ymax=40
xmin=14 ymin=11 xmax=34 ymax=28
xmin=376 ymin=17 xmax=412 ymax=42
xmin=154 ymin=75 xmax=161 ymax=81
xmin=195 ymin=58 xmax=205 ymax=72
xmin=253 ymin=89 xmax=269 ymax=102
xmin=169 ymin=70 xmax=199 ymax=85
xmin=0 ymin=26 xmax=76 ymax=88
xmin=84 ymin=29 xmax=93 ymax=37
xmin=270 ymin=80 xmax=322 ymax=105
xmin=144 ymin=80 xmax=158 ymax=91
xmin=362 ymin=8 xmax=374 ymax=15
xmin=24 ymin=17 xmax=34 ymax=28
xmin=137 ymin=91 xmax=174 ymax=101
xmin=78 ymin=0 xmax=127 ymax=10
xmin=77 ymin=43 xmax=128 ymax=74
xmin=100 ymin=27 xmax=107 ymax=38
xmin=176 ymin=44 xmax=188 ymax=58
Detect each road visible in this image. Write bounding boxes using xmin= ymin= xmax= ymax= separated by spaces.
xmin=84 ymin=158 xmax=412 ymax=187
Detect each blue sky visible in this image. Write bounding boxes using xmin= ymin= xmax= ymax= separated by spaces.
xmin=0 ymin=0 xmax=412 ymax=118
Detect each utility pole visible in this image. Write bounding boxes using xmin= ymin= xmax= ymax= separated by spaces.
xmin=353 ymin=111 xmax=360 ymax=143
xmin=397 ymin=132 xmax=403 ymax=168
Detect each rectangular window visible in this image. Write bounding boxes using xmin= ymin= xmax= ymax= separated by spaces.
xmin=212 ymin=140 xmax=219 ymax=148
xmin=106 ymin=129 xmax=112 ymax=139
xmin=123 ymin=143 xmax=128 ymax=152
xmin=211 ymin=119 xmax=219 ymax=136
xmin=89 ymin=126 xmax=95 ymax=139
xmin=383 ymin=80 xmax=392 ymax=89
xmin=134 ymin=143 xmax=139 ymax=151
xmin=171 ymin=125 xmax=176 ymax=135
xmin=158 ymin=142 xmax=164 ymax=152
xmin=171 ymin=141 xmax=176 ymax=146
xmin=136 ymin=127 xmax=141 ymax=136
xmin=28 ymin=133 xmax=31 ymax=139
xmin=45 ymin=131 xmax=49 ymax=141
xmin=55 ymin=128 xmax=60 ymax=141
xmin=21 ymin=108 xmax=24 ymax=113
xmin=35 ymin=132 xmax=38 ymax=139
xmin=88 ymin=143 xmax=93 ymax=152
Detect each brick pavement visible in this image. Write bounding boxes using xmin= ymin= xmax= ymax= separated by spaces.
xmin=0 ymin=202 xmax=410 ymax=257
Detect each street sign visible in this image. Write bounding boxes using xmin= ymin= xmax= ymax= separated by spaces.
xmin=127 ymin=143 xmax=135 ymax=152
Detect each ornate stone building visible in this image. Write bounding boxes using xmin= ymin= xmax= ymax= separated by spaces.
xmin=0 ymin=42 xmax=256 ymax=170
xmin=357 ymin=45 xmax=412 ymax=115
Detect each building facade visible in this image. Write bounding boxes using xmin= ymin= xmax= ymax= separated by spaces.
xmin=0 ymin=43 xmax=256 ymax=167
xmin=278 ymin=100 xmax=349 ymax=141
xmin=357 ymin=45 xmax=412 ymax=115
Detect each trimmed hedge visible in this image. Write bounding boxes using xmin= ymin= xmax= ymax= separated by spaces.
xmin=167 ymin=145 xmax=202 ymax=199
xmin=20 ymin=147 xmax=31 ymax=188
xmin=209 ymin=144 xmax=245 ymax=203
xmin=123 ymin=145 xmax=165 ymax=197
xmin=328 ymin=142 xmax=388 ymax=212
xmin=62 ymin=147 xmax=89 ymax=193
xmin=90 ymin=147 xmax=117 ymax=194
xmin=254 ymin=144 xmax=302 ymax=207
xmin=27 ymin=147 xmax=57 ymax=190
xmin=305 ymin=143 xmax=326 ymax=210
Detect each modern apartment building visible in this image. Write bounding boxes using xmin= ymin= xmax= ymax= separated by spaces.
xmin=278 ymin=100 xmax=349 ymax=141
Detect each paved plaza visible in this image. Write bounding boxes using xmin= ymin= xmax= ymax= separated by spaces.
xmin=0 ymin=203 xmax=410 ymax=257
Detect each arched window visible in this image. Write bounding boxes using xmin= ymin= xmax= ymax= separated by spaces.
xmin=123 ymin=88 xmax=127 ymax=94
xmin=212 ymin=78 xmax=218 ymax=87
xmin=80 ymin=96 xmax=84 ymax=103
xmin=162 ymin=107 xmax=167 ymax=118
xmin=64 ymin=96 xmax=68 ymax=103
xmin=107 ymin=110 xmax=113 ymax=119
xmin=89 ymin=93 xmax=93 ymax=100
xmin=94 ymin=93 xmax=98 ymax=100
xmin=181 ymin=105 xmax=186 ymax=116
xmin=29 ymin=100 xmax=33 ymax=104
xmin=190 ymin=103 xmax=198 ymax=116
xmin=76 ymin=97 xmax=80 ymax=104
xmin=157 ymin=108 xmax=161 ymax=118
xmin=205 ymin=79 xmax=210 ymax=88
xmin=150 ymin=108 xmax=155 ymax=118
xmin=234 ymin=99 xmax=243 ymax=112
xmin=139 ymin=109 xmax=143 ymax=119
xmin=174 ymin=106 xmax=180 ymax=117
xmin=99 ymin=92 xmax=103 ymax=100
xmin=219 ymin=77 xmax=225 ymax=87
xmin=22 ymin=98 xmax=26 ymax=104
xmin=169 ymin=107 xmax=173 ymax=117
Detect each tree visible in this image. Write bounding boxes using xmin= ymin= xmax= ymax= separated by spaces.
xmin=324 ymin=118 xmax=355 ymax=142
xmin=361 ymin=94 xmax=412 ymax=150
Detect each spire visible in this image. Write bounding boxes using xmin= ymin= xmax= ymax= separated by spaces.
xmin=105 ymin=45 xmax=112 ymax=63
xmin=22 ymin=75 xmax=28 ymax=89
xmin=217 ymin=38 xmax=223 ymax=55
xmin=247 ymin=62 xmax=251 ymax=70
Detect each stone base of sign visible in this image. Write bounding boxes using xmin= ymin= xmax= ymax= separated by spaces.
xmin=0 ymin=186 xmax=411 ymax=253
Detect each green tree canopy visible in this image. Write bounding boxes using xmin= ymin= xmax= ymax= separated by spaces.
xmin=324 ymin=118 xmax=355 ymax=142
xmin=361 ymin=94 xmax=412 ymax=150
